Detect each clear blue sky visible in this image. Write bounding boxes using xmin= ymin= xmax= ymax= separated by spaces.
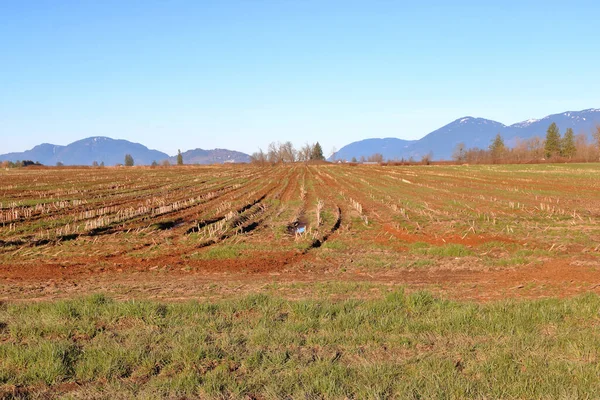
xmin=2 ymin=0 xmax=599 ymax=156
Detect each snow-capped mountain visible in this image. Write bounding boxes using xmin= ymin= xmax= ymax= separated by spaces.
xmin=331 ymin=108 xmax=600 ymax=161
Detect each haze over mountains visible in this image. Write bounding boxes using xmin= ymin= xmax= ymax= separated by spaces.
xmin=2 ymin=108 xmax=599 ymax=165
xmin=332 ymin=108 xmax=600 ymax=161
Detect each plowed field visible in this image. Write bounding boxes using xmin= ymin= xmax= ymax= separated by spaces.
xmin=2 ymin=163 xmax=599 ymax=301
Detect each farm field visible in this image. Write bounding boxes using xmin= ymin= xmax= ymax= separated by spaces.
xmin=1 ymin=163 xmax=600 ymax=398
xmin=1 ymin=163 xmax=599 ymax=302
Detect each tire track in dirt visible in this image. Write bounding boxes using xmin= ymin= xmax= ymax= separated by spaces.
xmin=123 ymin=166 xmax=295 ymax=261
xmin=304 ymin=206 xmax=342 ymax=252
xmin=293 ymin=166 xmax=347 ymax=254
xmin=179 ymin=166 xmax=322 ymax=271
xmin=103 ymin=185 xmax=278 ymax=260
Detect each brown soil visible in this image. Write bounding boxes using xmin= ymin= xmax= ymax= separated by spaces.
xmin=2 ymin=250 xmax=599 ymax=303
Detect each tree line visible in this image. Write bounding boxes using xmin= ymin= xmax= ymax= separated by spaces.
xmin=250 ymin=142 xmax=325 ymax=164
xmin=125 ymin=149 xmax=184 ymax=167
xmin=1 ymin=160 xmax=43 ymax=168
xmin=452 ymin=123 xmax=600 ymax=164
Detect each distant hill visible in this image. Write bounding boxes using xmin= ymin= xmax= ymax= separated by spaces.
xmin=168 ymin=148 xmax=250 ymax=165
xmin=0 ymin=137 xmax=251 ymax=166
xmin=331 ymin=108 xmax=600 ymax=161
xmin=0 ymin=143 xmax=66 ymax=165
xmin=332 ymin=138 xmax=416 ymax=162
xmin=0 ymin=137 xmax=169 ymax=166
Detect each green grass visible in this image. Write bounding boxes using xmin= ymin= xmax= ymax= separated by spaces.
xmin=354 ymin=253 xmax=394 ymax=269
xmin=185 ymin=243 xmax=276 ymax=260
xmin=321 ymin=239 xmax=347 ymax=250
xmin=2 ymin=292 xmax=600 ymax=398
xmin=409 ymin=242 xmax=474 ymax=257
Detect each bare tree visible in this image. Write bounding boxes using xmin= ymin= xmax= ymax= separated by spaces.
xmin=512 ymin=138 xmax=528 ymax=163
xmin=250 ymin=148 xmax=268 ymax=165
xmin=574 ymin=134 xmax=594 ymax=162
xmin=367 ymin=153 xmax=384 ymax=163
xmin=280 ymin=141 xmax=297 ymax=163
xmin=267 ymin=142 xmax=280 ymax=163
xmin=465 ymin=147 xmax=486 ymax=164
xmin=452 ymin=142 xmax=467 ymax=162
xmin=421 ymin=152 xmax=433 ymax=165
xmin=298 ymin=143 xmax=312 ymax=162
xmin=525 ymin=136 xmax=544 ymax=160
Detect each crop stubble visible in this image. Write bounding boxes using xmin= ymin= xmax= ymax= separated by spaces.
xmin=1 ymin=163 xmax=599 ymax=302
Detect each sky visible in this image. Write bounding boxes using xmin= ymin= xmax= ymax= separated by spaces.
xmin=2 ymin=0 xmax=600 ymax=156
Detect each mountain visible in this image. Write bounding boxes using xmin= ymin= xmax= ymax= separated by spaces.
xmin=412 ymin=117 xmax=507 ymax=160
xmin=57 ymin=137 xmax=169 ymax=166
xmin=0 ymin=143 xmax=66 ymax=165
xmin=331 ymin=108 xmax=600 ymax=161
xmin=168 ymin=148 xmax=251 ymax=165
xmin=505 ymin=109 xmax=600 ymax=144
xmin=333 ymin=138 xmax=416 ymax=161
xmin=0 ymin=137 xmax=252 ymax=166
xmin=0 ymin=137 xmax=169 ymax=166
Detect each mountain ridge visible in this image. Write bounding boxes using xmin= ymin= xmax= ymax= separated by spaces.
xmin=3 ymin=108 xmax=599 ymax=165
xmin=332 ymin=108 xmax=600 ymax=161
xmin=0 ymin=137 xmax=250 ymax=166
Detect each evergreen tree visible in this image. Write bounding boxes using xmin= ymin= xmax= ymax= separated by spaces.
xmin=544 ymin=122 xmax=561 ymax=159
xmin=310 ymin=142 xmax=325 ymax=160
xmin=177 ymin=149 xmax=184 ymax=165
xmin=561 ymin=128 xmax=576 ymax=159
xmin=489 ymin=134 xmax=506 ymax=161
xmin=124 ymin=154 xmax=134 ymax=166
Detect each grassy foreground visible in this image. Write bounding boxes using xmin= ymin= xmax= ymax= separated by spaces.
xmin=1 ymin=292 xmax=600 ymax=399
